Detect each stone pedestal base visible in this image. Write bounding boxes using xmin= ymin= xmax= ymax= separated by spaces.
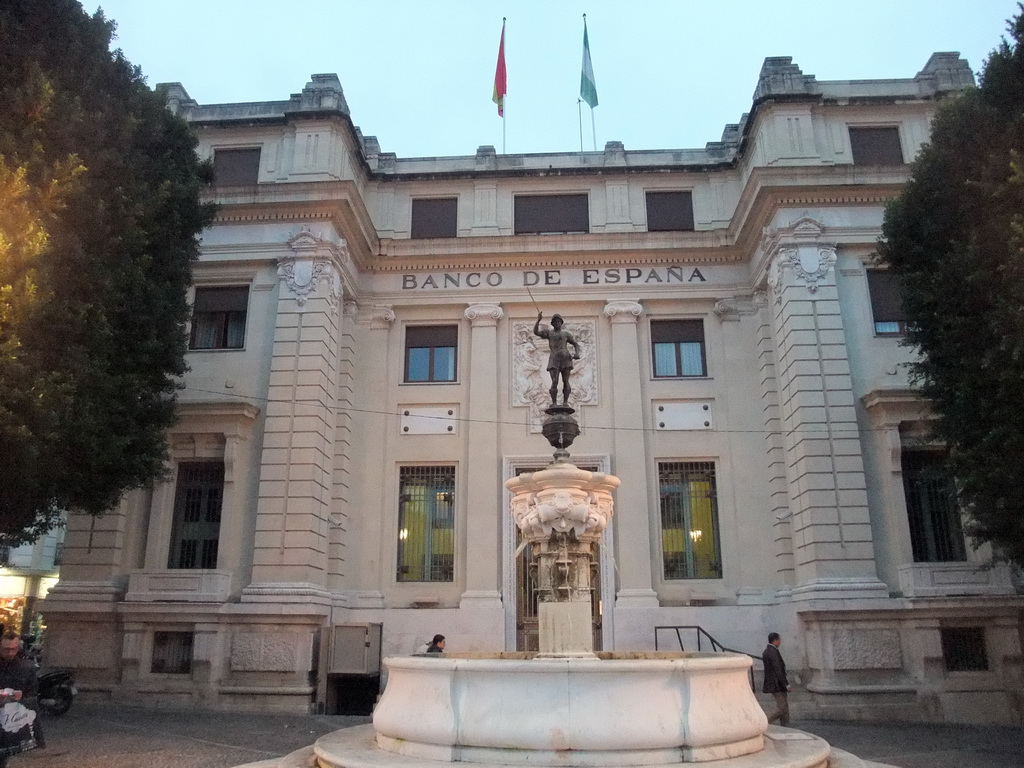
xmin=539 ymin=601 xmax=593 ymax=656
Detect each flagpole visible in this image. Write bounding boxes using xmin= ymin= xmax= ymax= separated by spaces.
xmin=578 ymin=99 xmax=583 ymax=152
xmin=503 ymin=19 xmax=507 ymax=155
xmin=591 ymin=108 xmax=597 ymax=152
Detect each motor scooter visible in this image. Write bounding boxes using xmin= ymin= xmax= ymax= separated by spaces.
xmin=37 ymin=669 xmax=76 ymax=716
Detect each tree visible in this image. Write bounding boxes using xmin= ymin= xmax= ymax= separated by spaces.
xmin=879 ymin=9 xmax=1024 ymax=566
xmin=0 ymin=0 xmax=215 ymax=543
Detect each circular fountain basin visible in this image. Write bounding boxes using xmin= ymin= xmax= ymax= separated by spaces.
xmin=372 ymin=652 xmax=768 ymax=765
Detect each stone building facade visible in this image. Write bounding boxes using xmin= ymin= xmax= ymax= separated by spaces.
xmin=41 ymin=53 xmax=1024 ymax=722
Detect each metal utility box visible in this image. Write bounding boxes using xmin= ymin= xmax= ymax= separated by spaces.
xmin=328 ymin=623 xmax=382 ymax=675
xmin=317 ymin=623 xmax=383 ymax=715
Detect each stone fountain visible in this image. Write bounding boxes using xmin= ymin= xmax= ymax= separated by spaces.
xmin=266 ymin=322 xmax=889 ymax=768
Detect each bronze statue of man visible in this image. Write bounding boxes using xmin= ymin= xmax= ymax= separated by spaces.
xmin=533 ymin=312 xmax=581 ymax=406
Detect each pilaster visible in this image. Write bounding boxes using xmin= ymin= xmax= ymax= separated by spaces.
xmin=460 ymin=303 xmax=504 ymax=609
xmin=243 ymin=230 xmax=346 ymax=605
xmin=328 ymin=300 xmax=358 ymax=593
xmin=343 ymin=305 xmax=395 ymax=609
xmin=754 ymin=290 xmax=795 ymax=591
xmin=763 ymin=219 xmax=887 ymax=601
xmin=603 ymin=300 xmax=659 ymax=607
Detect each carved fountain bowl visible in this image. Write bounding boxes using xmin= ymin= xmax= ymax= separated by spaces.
xmin=372 ymin=651 xmax=768 ymax=765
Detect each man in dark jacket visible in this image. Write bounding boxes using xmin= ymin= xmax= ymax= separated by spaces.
xmin=0 ymin=631 xmax=41 ymax=766
xmin=761 ymin=631 xmax=790 ymax=726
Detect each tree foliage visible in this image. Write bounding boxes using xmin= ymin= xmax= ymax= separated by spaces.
xmin=0 ymin=0 xmax=215 ymax=543
xmin=880 ymin=9 xmax=1024 ymax=566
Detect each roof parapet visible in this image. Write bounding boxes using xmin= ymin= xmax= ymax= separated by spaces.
xmin=915 ymin=52 xmax=976 ymax=92
xmin=287 ymin=73 xmax=350 ymax=115
xmin=752 ymin=57 xmax=817 ymax=102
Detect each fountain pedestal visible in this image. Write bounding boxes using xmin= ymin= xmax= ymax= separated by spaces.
xmin=506 ymin=460 xmax=617 ymax=656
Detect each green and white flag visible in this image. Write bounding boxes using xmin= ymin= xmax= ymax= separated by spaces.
xmin=580 ymin=18 xmax=598 ymax=108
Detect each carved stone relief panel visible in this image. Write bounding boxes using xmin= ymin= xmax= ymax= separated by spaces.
xmin=511 ymin=320 xmax=597 ymax=430
xmin=230 ymin=631 xmax=299 ymax=672
xmin=829 ymin=628 xmax=903 ymax=670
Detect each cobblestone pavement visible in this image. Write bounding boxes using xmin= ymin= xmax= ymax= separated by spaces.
xmin=13 ymin=704 xmax=368 ymax=768
xmin=799 ymin=719 xmax=1024 ymax=768
xmin=6 ymin=704 xmax=1023 ymax=768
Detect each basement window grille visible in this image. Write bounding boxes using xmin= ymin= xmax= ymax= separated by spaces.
xmin=151 ymin=631 xmax=194 ymax=674
xmin=940 ymin=627 xmax=988 ymax=672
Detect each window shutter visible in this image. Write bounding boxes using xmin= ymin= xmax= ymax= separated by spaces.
xmin=514 ymin=194 xmax=589 ymax=234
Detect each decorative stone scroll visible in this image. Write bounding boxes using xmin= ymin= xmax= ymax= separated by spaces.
xmin=762 ymin=216 xmax=838 ymax=299
xmin=278 ymin=229 xmax=348 ymax=309
xmin=369 ymin=305 xmax=396 ymax=329
xmin=602 ymin=300 xmax=643 ymax=322
xmin=464 ymin=303 xmax=503 ymax=325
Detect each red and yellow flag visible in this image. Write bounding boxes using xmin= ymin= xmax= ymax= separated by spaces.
xmin=493 ymin=19 xmax=507 ymax=116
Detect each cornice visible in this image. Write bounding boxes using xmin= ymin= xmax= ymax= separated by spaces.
xmin=204 ymin=180 xmax=378 ymax=269
xmin=200 ymin=166 xmax=909 ymax=280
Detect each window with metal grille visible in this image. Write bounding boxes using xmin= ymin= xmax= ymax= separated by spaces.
xmin=213 ymin=148 xmax=260 ymax=185
xmin=151 ymin=631 xmax=194 ymax=674
xmin=190 ymin=287 xmax=248 ymax=350
xmin=866 ymin=270 xmax=906 ymax=336
xmin=849 ymin=126 xmax=904 ymax=165
xmin=940 ymin=627 xmax=988 ymax=671
xmin=651 ymin=319 xmax=706 ymax=377
xmin=411 ymin=198 xmax=458 ymax=239
xmin=397 ymin=466 xmax=455 ymax=582
xmin=514 ymin=194 xmax=589 ymax=234
xmin=901 ymin=450 xmax=966 ymax=563
xmin=169 ymin=462 xmax=224 ymax=569
xmin=404 ymin=325 xmax=457 ymax=383
xmin=658 ymin=461 xmax=722 ymax=579
xmin=646 ymin=191 xmax=694 ymax=232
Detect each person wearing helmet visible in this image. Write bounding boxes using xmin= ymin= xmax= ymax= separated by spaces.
xmin=533 ymin=312 xmax=582 ymax=406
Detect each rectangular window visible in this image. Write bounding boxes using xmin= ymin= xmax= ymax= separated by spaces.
xmin=940 ymin=627 xmax=988 ymax=671
xmin=397 ymin=466 xmax=455 ymax=582
xmin=659 ymin=461 xmax=722 ymax=580
xmin=151 ymin=632 xmax=194 ymax=674
xmin=651 ymin=319 xmax=706 ymax=377
xmin=849 ymin=126 xmax=904 ymax=165
xmin=866 ymin=270 xmax=906 ymax=336
xmin=190 ymin=287 xmax=248 ymax=350
xmin=169 ymin=462 xmax=224 ymax=570
xmin=404 ymin=325 xmax=457 ymax=383
xmin=411 ymin=197 xmax=458 ymax=239
xmin=901 ymin=450 xmax=967 ymax=563
xmin=646 ymin=191 xmax=695 ymax=232
xmin=514 ymin=194 xmax=589 ymax=234
xmin=212 ymin=148 xmax=261 ymax=185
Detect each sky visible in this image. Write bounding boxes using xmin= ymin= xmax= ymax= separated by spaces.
xmin=86 ymin=0 xmax=1019 ymax=159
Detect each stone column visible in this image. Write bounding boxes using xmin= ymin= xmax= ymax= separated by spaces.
xmin=603 ymin=300 xmax=659 ymax=607
xmin=243 ymin=231 xmax=345 ymax=604
xmin=763 ymin=219 xmax=887 ymax=601
xmin=460 ymin=303 xmax=504 ymax=610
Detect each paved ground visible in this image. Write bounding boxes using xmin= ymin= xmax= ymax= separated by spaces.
xmin=8 ymin=704 xmax=1024 ymax=768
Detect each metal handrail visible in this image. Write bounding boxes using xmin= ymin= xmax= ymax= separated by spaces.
xmin=654 ymin=625 xmax=760 ymax=690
